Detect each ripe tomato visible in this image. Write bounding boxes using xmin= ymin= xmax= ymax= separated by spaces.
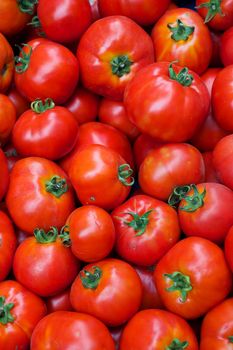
xmin=213 ymin=134 xmax=233 ymax=190
xmin=77 ymin=16 xmax=154 ymax=100
xmin=6 ymin=157 xmax=75 ymax=234
xmin=139 ymin=143 xmax=205 ymax=201
xmin=31 ymin=311 xmax=115 ymax=350
xmin=224 ymin=226 xmax=233 ymax=272
xmin=154 ymin=237 xmax=232 ymax=319
xmin=70 ymin=258 xmax=142 ymax=326
xmin=0 ymin=149 xmax=9 ymax=201
xmin=0 ymin=94 xmax=16 ymax=146
xmin=37 ymin=0 xmax=92 ymax=43
xmin=133 ymin=134 xmax=164 ymax=170
xmin=111 ymin=195 xmax=180 ymax=266
xmin=0 ymin=33 xmax=14 ymax=93
xmin=119 ymin=309 xmax=198 ymax=350
xmin=220 ymin=26 xmax=233 ymax=66
xmin=7 ymin=86 xmax=29 ymax=118
xmin=14 ymin=38 xmax=79 ymax=104
xmin=0 ymin=280 xmax=46 ymax=349
xmin=66 ymin=205 xmax=116 ymax=262
xmin=202 ymin=152 xmax=219 ymax=183
xmin=12 ymin=98 xmax=79 ymax=160
xmin=151 ymin=8 xmax=212 ymax=75
xmin=46 ymin=289 xmax=73 ymax=314
xmin=124 ymin=62 xmax=210 ymax=142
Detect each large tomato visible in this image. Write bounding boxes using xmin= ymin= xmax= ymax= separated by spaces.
xmin=0 ymin=94 xmax=16 ymax=146
xmin=14 ymin=38 xmax=79 ymax=104
xmin=0 ymin=33 xmax=14 ymax=93
xmin=154 ymin=237 xmax=232 ymax=319
xmin=77 ymin=16 xmax=154 ymax=100
xmin=220 ymin=26 xmax=233 ymax=66
xmin=151 ymin=8 xmax=212 ymax=75
xmin=31 ymin=311 xmax=115 ymax=350
xmin=0 ymin=149 xmax=9 ymax=201
xmin=6 ymin=157 xmax=75 ymax=234
xmin=124 ymin=62 xmax=210 ymax=142
xmin=70 ymin=258 xmax=142 ymax=326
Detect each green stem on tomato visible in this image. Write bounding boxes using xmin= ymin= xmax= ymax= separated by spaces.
xmin=118 ymin=164 xmax=134 ymax=187
xmin=169 ymin=63 xmax=193 ymax=87
xmin=163 ymin=271 xmax=192 ymax=302
xmin=196 ymin=0 xmax=224 ymax=23
xmin=59 ymin=225 xmax=71 ymax=247
xmin=14 ymin=44 xmax=32 ymax=74
xmin=80 ymin=266 xmax=102 ymax=289
xmin=45 ymin=176 xmax=68 ymax=198
xmin=17 ymin=0 xmax=38 ymax=14
xmin=34 ymin=227 xmax=58 ymax=243
xmin=31 ymin=98 xmax=55 ymax=114
xmin=168 ymin=185 xmax=192 ymax=208
xmin=166 ymin=338 xmax=189 ymax=350
xmin=0 ymin=297 xmax=14 ymax=325
xmin=179 ymin=184 xmax=206 ymax=212
xmin=110 ymin=55 xmax=133 ymax=78
xmin=167 ymin=19 xmax=194 ymax=41
xmin=229 ymin=336 xmax=233 ymax=343
xmin=122 ymin=210 xmax=153 ymax=236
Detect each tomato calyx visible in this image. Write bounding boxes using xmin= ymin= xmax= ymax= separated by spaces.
xmin=179 ymin=185 xmax=206 ymax=212
xmin=14 ymin=44 xmax=32 ymax=74
xmin=27 ymin=16 xmax=45 ymax=37
xmin=0 ymin=296 xmax=14 ymax=325
xmin=229 ymin=336 xmax=233 ymax=343
xmin=168 ymin=63 xmax=193 ymax=87
xmin=166 ymin=338 xmax=189 ymax=350
xmin=110 ymin=55 xmax=133 ymax=78
xmin=196 ymin=0 xmax=224 ymax=23
xmin=45 ymin=176 xmax=68 ymax=198
xmin=168 ymin=185 xmax=192 ymax=208
xmin=80 ymin=266 xmax=102 ymax=289
xmin=59 ymin=225 xmax=71 ymax=247
xmin=31 ymin=98 xmax=55 ymax=114
xmin=167 ymin=19 xmax=195 ymax=42
xmin=34 ymin=227 xmax=58 ymax=243
xmin=118 ymin=164 xmax=134 ymax=187
xmin=17 ymin=0 xmax=38 ymax=15
xmin=163 ymin=271 xmax=192 ymax=302
xmin=120 ymin=210 xmax=153 ymax=236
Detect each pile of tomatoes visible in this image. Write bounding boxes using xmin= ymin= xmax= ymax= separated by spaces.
xmin=0 ymin=0 xmax=233 ymax=349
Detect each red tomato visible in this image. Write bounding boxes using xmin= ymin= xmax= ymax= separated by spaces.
xmin=124 ymin=62 xmax=210 ymax=142
xmin=0 ymin=94 xmax=16 ymax=146
xmin=0 ymin=149 xmax=9 ymax=201
xmin=7 ymin=86 xmax=29 ymax=118
xmin=77 ymin=16 xmax=154 ymax=100
xmin=112 ymin=195 xmax=180 ymax=266
xmin=6 ymin=157 xmax=75 ymax=234
xmin=139 ymin=143 xmax=205 ymax=201
xmin=224 ymin=226 xmax=233 ymax=272
xmin=202 ymin=152 xmax=219 ymax=183
xmin=220 ymin=26 xmax=233 ymax=66
xmin=37 ymin=0 xmax=92 ymax=43
xmin=0 ymin=280 xmax=46 ymax=349
xmin=200 ymin=297 xmax=233 ymax=349
xmin=196 ymin=0 xmax=233 ymax=31
xmin=98 ymin=98 xmax=140 ymax=141
xmin=119 ymin=309 xmax=198 ymax=350
xmin=31 ymin=311 xmax=115 ymax=350
xmin=154 ymin=237 xmax=232 ymax=319
xmin=133 ymin=134 xmax=164 ymax=170
xmin=70 ymin=258 xmax=142 ymax=326
xmin=14 ymin=38 xmax=79 ymax=104
xmin=98 ymin=0 xmax=171 ymax=26
xmin=12 ymin=98 xmax=79 ymax=160
xmin=64 ymin=87 xmax=99 ymax=125
xmin=213 ymin=134 xmax=233 ymax=190
xmin=0 ymin=33 xmax=14 ymax=93
xmin=66 ymin=205 xmax=116 ymax=262
xmin=151 ymin=8 xmax=212 ymax=75
xmin=0 ymin=211 xmax=17 ymax=281
xmin=46 ymin=289 xmax=73 ymax=314
xmin=69 ymin=144 xmax=134 ymax=211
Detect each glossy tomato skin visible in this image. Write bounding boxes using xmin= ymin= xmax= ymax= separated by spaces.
xmin=138 ymin=143 xmax=205 ymax=201
xmin=77 ymin=16 xmax=154 ymax=100
xmin=0 ymin=94 xmax=16 ymax=146
xmin=0 ymin=280 xmax=47 ymax=350
xmin=220 ymin=26 xmax=233 ymax=66
xmin=7 ymin=86 xmax=29 ymax=118
xmin=0 ymin=149 xmax=9 ymax=201
xmin=124 ymin=62 xmax=210 ymax=142
xmin=202 ymin=152 xmax=219 ymax=183
xmin=213 ymin=134 xmax=233 ymax=190
xmin=67 ymin=205 xmax=116 ymax=262
xmin=31 ymin=311 xmax=115 ymax=350
xmin=14 ymin=39 xmax=79 ymax=104
xmin=0 ymin=211 xmax=17 ymax=281
xmin=46 ymin=289 xmax=73 ymax=313
xmin=154 ymin=237 xmax=232 ymax=319
xmin=133 ymin=134 xmax=164 ymax=170
xmin=224 ymin=226 xmax=233 ymax=272
xmin=151 ymin=8 xmax=212 ymax=75
xmin=37 ymin=0 xmax=92 ymax=43
xmin=112 ymin=195 xmax=180 ymax=266
xmin=98 ymin=0 xmax=171 ymax=26
xmin=70 ymin=258 xmax=142 ymax=326
xmin=12 ymin=105 xmax=79 ymax=160
xmin=119 ymin=309 xmax=198 ymax=350
xmin=6 ymin=157 xmax=75 ymax=234
xmin=0 ymin=33 xmax=14 ymax=93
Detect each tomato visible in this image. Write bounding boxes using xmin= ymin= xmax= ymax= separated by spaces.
xmin=46 ymin=289 xmax=73 ymax=314
xmin=98 ymin=98 xmax=140 ymax=141
xmin=196 ymin=0 xmax=233 ymax=31
xmin=0 ymin=94 xmax=16 ymax=146
xmin=69 ymin=144 xmax=134 ymax=211
xmin=31 ymin=311 xmax=115 ymax=350
xmin=0 ymin=33 xmax=14 ymax=93
xmin=151 ymin=8 xmax=212 ymax=75
xmin=12 ymin=98 xmax=79 ymax=160
xmin=7 ymin=86 xmax=29 ymax=118
xmin=6 ymin=157 xmax=75 ymax=234
xmin=213 ymin=134 xmax=233 ymax=190
xmin=154 ymin=237 xmax=232 ymax=319
xmin=98 ymin=0 xmax=171 ymax=26
xmin=139 ymin=143 xmax=205 ymax=201
xmin=202 ymin=152 xmax=219 ymax=183
xmin=0 ymin=211 xmax=17 ymax=281
xmin=220 ymin=26 xmax=233 ymax=66
xmin=224 ymin=226 xmax=233 ymax=272
xmin=200 ymin=297 xmax=233 ymax=349
xmin=66 ymin=205 xmax=116 ymax=262
xmin=124 ymin=62 xmax=210 ymax=142
xmin=0 ymin=149 xmax=9 ymax=201
xmin=14 ymin=38 xmax=79 ymax=104
xmin=111 ymin=195 xmax=180 ymax=266
xmin=0 ymin=280 xmax=46 ymax=349
xmin=133 ymin=134 xmax=164 ymax=170
xmin=64 ymin=87 xmax=99 ymax=125
xmin=77 ymin=16 xmax=154 ymax=100
xmin=70 ymin=258 xmax=142 ymax=326
xmin=37 ymin=0 xmax=92 ymax=43
xmin=119 ymin=309 xmax=198 ymax=350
